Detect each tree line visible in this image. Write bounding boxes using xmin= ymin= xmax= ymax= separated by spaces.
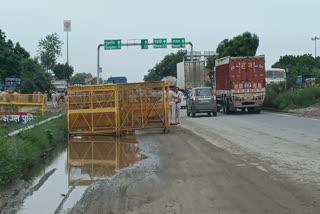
xmin=143 ymin=32 xmax=320 ymax=85
xmin=0 ymin=30 xmax=77 ymax=93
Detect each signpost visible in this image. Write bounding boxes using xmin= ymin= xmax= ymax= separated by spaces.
xmin=104 ymin=40 xmax=122 ymax=50
xmin=171 ymin=38 xmax=185 ymax=48
xmin=141 ymin=39 xmax=148 ymax=49
xmin=153 ymin=38 xmax=167 ymax=48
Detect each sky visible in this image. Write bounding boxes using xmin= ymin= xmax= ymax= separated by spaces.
xmin=1 ymin=0 xmax=319 ymax=82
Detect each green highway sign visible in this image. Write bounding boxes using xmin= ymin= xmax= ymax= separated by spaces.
xmin=141 ymin=39 xmax=148 ymax=49
xmin=104 ymin=40 xmax=121 ymax=50
xmin=153 ymin=38 xmax=167 ymax=48
xmin=171 ymin=38 xmax=185 ymax=48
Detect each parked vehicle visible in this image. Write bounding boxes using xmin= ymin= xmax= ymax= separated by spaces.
xmin=176 ymin=61 xmax=210 ymax=90
xmin=214 ymin=56 xmax=266 ymax=114
xmin=266 ymin=68 xmax=286 ymax=84
xmin=105 ymin=76 xmax=127 ymax=84
xmin=52 ymin=80 xmax=68 ymax=93
xmin=296 ymin=74 xmax=315 ymax=85
xmin=186 ymin=87 xmax=217 ymax=117
xmin=180 ymin=94 xmax=186 ymax=109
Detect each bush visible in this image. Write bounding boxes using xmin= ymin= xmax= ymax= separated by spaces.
xmin=264 ymin=85 xmax=320 ymax=110
xmin=0 ymin=116 xmax=66 ymax=186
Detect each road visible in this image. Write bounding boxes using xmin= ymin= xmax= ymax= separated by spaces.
xmin=68 ymin=111 xmax=320 ymax=214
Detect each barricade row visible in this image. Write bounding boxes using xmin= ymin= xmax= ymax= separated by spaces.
xmin=66 ymin=81 xmax=170 ymax=136
xmin=0 ymin=94 xmax=45 ymax=115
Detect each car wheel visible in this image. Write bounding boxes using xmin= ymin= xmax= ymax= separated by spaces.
xmin=212 ymin=111 xmax=217 ymax=117
xmin=207 ymin=112 xmax=211 ymax=116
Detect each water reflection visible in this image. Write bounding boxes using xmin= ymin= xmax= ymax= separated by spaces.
xmin=68 ymin=134 xmax=146 ymax=186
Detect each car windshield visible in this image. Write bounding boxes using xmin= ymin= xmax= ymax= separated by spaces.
xmin=196 ymin=88 xmax=211 ymax=96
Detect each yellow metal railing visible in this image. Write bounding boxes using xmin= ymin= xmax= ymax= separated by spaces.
xmin=0 ymin=94 xmax=45 ymax=115
xmin=66 ymin=81 xmax=170 ymax=136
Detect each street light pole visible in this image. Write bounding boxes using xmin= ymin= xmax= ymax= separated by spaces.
xmin=311 ymin=37 xmax=319 ymax=58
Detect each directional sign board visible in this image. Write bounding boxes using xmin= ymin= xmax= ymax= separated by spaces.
xmin=171 ymin=38 xmax=185 ymax=48
xmin=104 ymin=40 xmax=121 ymax=50
xmin=141 ymin=39 xmax=148 ymax=49
xmin=153 ymin=38 xmax=167 ymax=48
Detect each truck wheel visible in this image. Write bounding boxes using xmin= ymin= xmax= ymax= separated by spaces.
xmin=225 ymin=98 xmax=230 ymax=114
xmin=248 ymin=107 xmax=254 ymax=113
xmin=187 ymin=111 xmax=190 ymax=117
xmin=222 ymin=99 xmax=227 ymax=114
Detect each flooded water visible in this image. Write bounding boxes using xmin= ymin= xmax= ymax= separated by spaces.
xmin=16 ymin=134 xmax=146 ymax=214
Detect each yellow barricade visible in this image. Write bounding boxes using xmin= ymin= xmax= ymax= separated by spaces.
xmin=117 ymin=81 xmax=170 ymax=132
xmin=0 ymin=93 xmax=45 ymax=115
xmin=67 ymin=84 xmax=119 ymax=135
xmin=66 ymin=81 xmax=170 ymax=136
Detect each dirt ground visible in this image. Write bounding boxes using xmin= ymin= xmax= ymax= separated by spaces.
xmin=68 ymin=127 xmax=320 ymax=214
xmin=287 ymin=103 xmax=320 ymax=119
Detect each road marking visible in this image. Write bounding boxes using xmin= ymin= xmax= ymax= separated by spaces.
xmin=236 ymin=164 xmax=246 ymax=167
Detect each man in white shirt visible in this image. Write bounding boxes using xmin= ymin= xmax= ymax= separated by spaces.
xmin=169 ymin=86 xmax=178 ymax=125
xmin=175 ymin=87 xmax=183 ymax=124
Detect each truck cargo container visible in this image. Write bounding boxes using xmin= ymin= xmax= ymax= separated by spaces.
xmin=176 ymin=61 xmax=210 ymax=91
xmin=214 ymin=56 xmax=266 ymax=113
xmin=161 ymin=76 xmax=177 ymax=87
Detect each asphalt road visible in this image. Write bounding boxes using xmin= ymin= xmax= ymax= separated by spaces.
xmin=69 ymin=111 xmax=320 ymax=214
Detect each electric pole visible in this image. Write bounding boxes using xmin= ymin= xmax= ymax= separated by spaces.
xmin=311 ymin=36 xmax=319 ymax=58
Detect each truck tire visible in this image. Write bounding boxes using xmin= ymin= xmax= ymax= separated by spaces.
xmin=187 ymin=111 xmax=190 ymax=117
xmin=248 ymin=107 xmax=255 ymax=113
xmin=225 ymin=98 xmax=230 ymax=114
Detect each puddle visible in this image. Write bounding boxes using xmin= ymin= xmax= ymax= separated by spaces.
xmin=15 ymin=134 xmax=146 ymax=214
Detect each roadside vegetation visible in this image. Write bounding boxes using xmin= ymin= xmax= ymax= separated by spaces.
xmin=0 ymin=111 xmax=66 ymax=186
xmin=264 ymin=54 xmax=320 ymax=110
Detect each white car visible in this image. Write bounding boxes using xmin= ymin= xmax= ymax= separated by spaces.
xmin=180 ymin=95 xmax=186 ymax=109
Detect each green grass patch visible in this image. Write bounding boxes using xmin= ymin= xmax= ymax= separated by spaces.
xmin=264 ymin=84 xmax=320 ymax=110
xmin=0 ymin=115 xmax=66 ymax=186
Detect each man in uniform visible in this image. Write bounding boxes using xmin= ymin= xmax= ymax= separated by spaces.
xmin=169 ymin=86 xmax=178 ymax=125
xmin=175 ymin=87 xmax=183 ymax=124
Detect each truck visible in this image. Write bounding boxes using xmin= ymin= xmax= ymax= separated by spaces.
xmin=265 ymin=68 xmax=286 ymax=84
xmin=214 ymin=56 xmax=266 ymax=114
xmin=176 ymin=61 xmax=210 ymax=91
xmin=52 ymin=80 xmax=68 ymax=93
xmin=105 ymin=76 xmax=127 ymax=84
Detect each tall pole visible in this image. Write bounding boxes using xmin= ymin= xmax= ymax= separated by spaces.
xmin=311 ymin=37 xmax=319 ymax=58
xmin=67 ymin=31 xmax=69 ymax=65
xmin=97 ymin=44 xmax=103 ymax=85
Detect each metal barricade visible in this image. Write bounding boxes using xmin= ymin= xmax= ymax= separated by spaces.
xmin=0 ymin=93 xmax=45 ymax=115
xmin=67 ymin=85 xmax=119 ymax=135
xmin=117 ymin=81 xmax=170 ymax=133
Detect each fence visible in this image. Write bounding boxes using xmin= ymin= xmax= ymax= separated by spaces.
xmin=66 ymin=81 xmax=170 ymax=136
xmin=67 ymin=84 xmax=119 ymax=135
xmin=0 ymin=93 xmax=45 ymax=115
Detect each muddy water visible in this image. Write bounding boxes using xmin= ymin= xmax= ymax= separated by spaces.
xmin=16 ymin=134 xmax=146 ymax=214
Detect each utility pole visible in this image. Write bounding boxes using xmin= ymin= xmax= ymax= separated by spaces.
xmin=311 ymin=36 xmax=319 ymax=58
xmin=64 ymin=20 xmax=71 ymax=64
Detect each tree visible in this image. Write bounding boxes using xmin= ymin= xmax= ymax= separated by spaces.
xmin=20 ymin=58 xmax=53 ymax=93
xmin=38 ymin=33 xmax=63 ymax=72
xmin=52 ymin=63 xmax=74 ymax=80
xmin=144 ymin=50 xmax=186 ymax=81
xmin=69 ymin=72 xmax=88 ymax=85
xmin=272 ymin=54 xmax=320 ymax=87
xmin=0 ymin=30 xmax=30 ymax=81
xmin=216 ymin=32 xmax=259 ymax=57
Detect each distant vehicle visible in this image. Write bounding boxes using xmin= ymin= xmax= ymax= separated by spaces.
xmin=105 ymin=76 xmax=127 ymax=84
xmin=266 ymin=68 xmax=286 ymax=84
xmin=186 ymin=87 xmax=217 ymax=117
xmin=180 ymin=94 xmax=186 ymax=109
xmin=176 ymin=61 xmax=209 ymax=90
xmin=215 ymin=56 xmax=266 ymax=114
xmin=161 ymin=76 xmax=177 ymax=87
xmin=52 ymin=80 xmax=68 ymax=93
xmin=296 ymin=74 xmax=315 ymax=84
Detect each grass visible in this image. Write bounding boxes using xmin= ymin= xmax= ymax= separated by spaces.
xmin=264 ymin=84 xmax=320 ymax=110
xmin=0 ymin=114 xmax=66 ymax=186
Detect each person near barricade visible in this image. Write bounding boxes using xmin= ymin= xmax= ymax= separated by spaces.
xmin=175 ymin=87 xmax=183 ymax=124
xmin=169 ymin=86 xmax=179 ymax=125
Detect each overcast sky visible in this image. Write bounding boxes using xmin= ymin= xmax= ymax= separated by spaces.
xmin=1 ymin=0 xmax=319 ymax=82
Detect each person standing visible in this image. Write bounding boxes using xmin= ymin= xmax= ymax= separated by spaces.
xmin=169 ymin=86 xmax=178 ymax=125
xmin=175 ymin=87 xmax=183 ymax=124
